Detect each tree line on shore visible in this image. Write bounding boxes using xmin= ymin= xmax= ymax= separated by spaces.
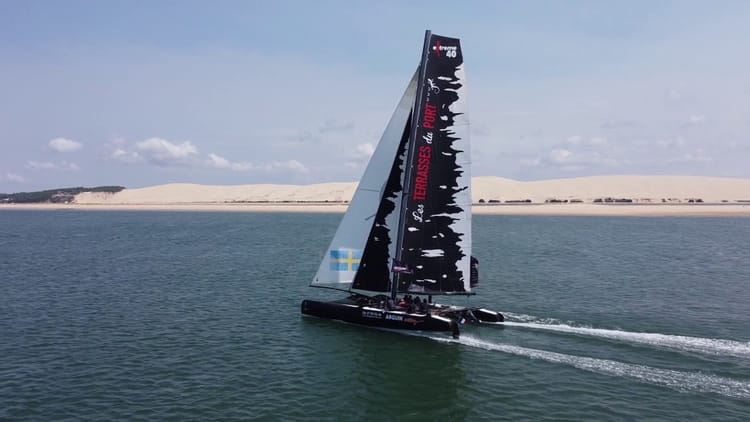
xmin=0 ymin=186 xmax=125 ymax=204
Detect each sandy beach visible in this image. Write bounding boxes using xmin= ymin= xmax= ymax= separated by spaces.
xmin=3 ymin=175 xmax=749 ymax=217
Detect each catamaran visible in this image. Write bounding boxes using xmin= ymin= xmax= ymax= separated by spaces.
xmin=301 ymin=30 xmax=503 ymax=338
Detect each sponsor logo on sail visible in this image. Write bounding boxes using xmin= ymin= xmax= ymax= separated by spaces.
xmin=412 ymin=145 xmax=432 ymax=201
xmin=412 ymin=204 xmax=425 ymax=223
xmin=422 ymin=104 xmax=437 ymax=130
xmin=427 ymin=78 xmax=440 ymax=94
xmin=432 ymin=39 xmax=458 ymax=58
xmin=412 ymin=101 xmax=436 ymax=203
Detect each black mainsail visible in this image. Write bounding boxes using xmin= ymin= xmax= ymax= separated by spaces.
xmin=394 ymin=31 xmax=472 ymax=296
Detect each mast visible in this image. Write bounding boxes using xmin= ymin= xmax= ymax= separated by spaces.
xmin=391 ymin=30 xmax=432 ymax=300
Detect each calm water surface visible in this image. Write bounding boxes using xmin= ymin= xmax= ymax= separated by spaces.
xmin=1 ymin=211 xmax=749 ymax=420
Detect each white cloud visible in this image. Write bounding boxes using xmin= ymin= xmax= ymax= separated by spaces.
xmin=26 ymin=161 xmax=55 ymax=170
xmin=525 ymin=148 xmax=619 ymax=171
xmin=600 ymin=119 xmax=638 ymax=129
xmin=549 ymin=148 xmax=574 ymax=165
xmin=1 ymin=173 xmax=25 ymax=182
xmin=110 ymin=140 xmax=308 ymax=175
xmin=112 ymin=138 xmax=212 ymax=168
xmin=48 ymin=137 xmax=82 ymax=153
xmin=206 ymin=153 xmax=231 ymax=169
xmin=566 ymin=135 xmax=583 ymax=145
xmin=565 ymin=136 xmax=607 ymax=147
xmin=520 ymin=157 xmax=541 ymax=167
xmin=340 ymin=143 xmax=376 ymax=169
xmin=657 ymin=136 xmax=686 ymax=148
xmin=687 ymin=114 xmax=707 ymax=125
xmin=7 ymin=173 xmax=25 ymax=182
xmin=206 ymin=153 xmax=306 ymax=173
xmin=266 ymin=159 xmax=307 ymax=173
xmin=206 ymin=153 xmax=252 ymax=171
xmin=135 ymin=137 xmax=198 ymax=165
xmin=355 ymin=143 xmax=375 ymax=158
xmin=112 ymin=148 xmax=141 ymax=163
xmin=318 ymin=119 xmax=354 ymax=134
xmin=668 ymin=149 xmax=712 ymax=163
xmin=25 ymin=161 xmax=80 ymax=171
xmin=665 ymin=89 xmax=683 ymax=103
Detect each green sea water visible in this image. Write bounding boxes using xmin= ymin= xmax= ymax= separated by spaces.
xmin=1 ymin=211 xmax=749 ymax=420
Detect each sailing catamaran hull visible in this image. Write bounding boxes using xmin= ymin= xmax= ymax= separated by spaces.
xmin=433 ymin=305 xmax=505 ymax=323
xmin=301 ymin=300 xmax=460 ymax=337
xmin=474 ymin=308 xmax=505 ymax=323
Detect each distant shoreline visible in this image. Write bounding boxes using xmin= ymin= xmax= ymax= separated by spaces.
xmin=0 ymin=203 xmax=349 ymax=214
xmin=3 ymin=202 xmax=750 ymax=217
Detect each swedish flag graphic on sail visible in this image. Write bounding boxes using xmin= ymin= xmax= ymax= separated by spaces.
xmin=330 ymin=248 xmax=362 ymax=272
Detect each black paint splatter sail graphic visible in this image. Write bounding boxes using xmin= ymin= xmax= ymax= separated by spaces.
xmin=396 ymin=32 xmax=469 ymax=294
xmin=351 ymin=117 xmax=411 ymax=293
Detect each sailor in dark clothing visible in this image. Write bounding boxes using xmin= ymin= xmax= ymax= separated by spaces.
xmin=470 ymin=255 xmax=479 ymax=287
xmin=386 ymin=297 xmax=396 ymax=310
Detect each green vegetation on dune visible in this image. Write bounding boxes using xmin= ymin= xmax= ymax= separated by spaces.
xmin=0 ymin=186 xmax=125 ymax=204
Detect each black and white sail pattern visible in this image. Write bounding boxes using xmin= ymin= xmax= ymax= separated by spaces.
xmin=311 ymin=31 xmax=472 ymax=296
xmin=350 ymin=116 xmax=410 ymax=293
xmin=396 ymin=32 xmax=472 ymax=294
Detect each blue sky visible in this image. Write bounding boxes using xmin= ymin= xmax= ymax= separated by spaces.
xmin=2 ymin=0 xmax=749 ymax=191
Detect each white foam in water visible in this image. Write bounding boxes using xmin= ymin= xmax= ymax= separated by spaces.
xmin=430 ymin=335 xmax=750 ymax=400
xmin=501 ymin=312 xmax=750 ymax=359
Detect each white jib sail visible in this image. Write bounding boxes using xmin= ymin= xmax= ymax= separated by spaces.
xmin=311 ymin=70 xmax=418 ymax=290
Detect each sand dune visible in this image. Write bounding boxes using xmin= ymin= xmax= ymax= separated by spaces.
xmin=74 ymin=176 xmax=750 ymax=205
xmin=75 ymin=182 xmax=356 ymax=204
xmin=471 ymin=175 xmax=750 ymax=203
xmin=46 ymin=175 xmax=750 ymax=216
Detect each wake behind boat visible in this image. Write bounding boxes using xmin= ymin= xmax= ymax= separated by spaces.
xmin=301 ymin=30 xmax=503 ymax=338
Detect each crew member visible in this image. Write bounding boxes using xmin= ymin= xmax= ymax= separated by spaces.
xmin=470 ymin=256 xmax=479 ymax=287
